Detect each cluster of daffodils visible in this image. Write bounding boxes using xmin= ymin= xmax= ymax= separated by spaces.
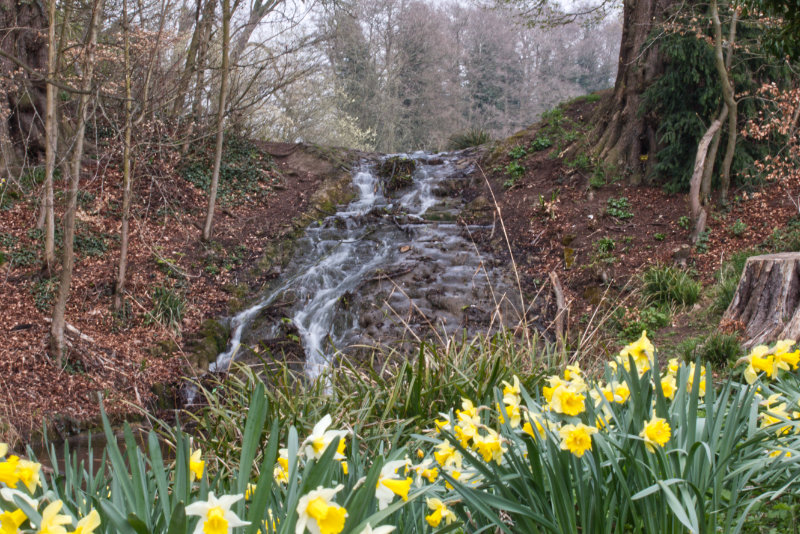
xmin=742 ymin=339 xmax=800 ymax=385
xmin=430 ymin=332 xmax=682 ymax=470
xmin=0 ymin=444 xmax=100 ymax=534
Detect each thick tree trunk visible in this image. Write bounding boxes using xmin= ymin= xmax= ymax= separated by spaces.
xmin=50 ymin=0 xmax=104 ymax=363
xmin=202 ymin=0 xmax=230 ymax=241
xmin=722 ymin=253 xmax=800 ymax=348
xmin=590 ymin=0 xmax=679 ymax=184
xmin=0 ymin=0 xmax=48 ymax=177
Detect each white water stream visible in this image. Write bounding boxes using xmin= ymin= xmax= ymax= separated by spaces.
xmin=210 ymin=152 xmax=519 ymax=377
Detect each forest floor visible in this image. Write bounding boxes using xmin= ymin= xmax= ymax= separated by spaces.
xmin=0 ymin=140 xmax=357 ymax=444
xmin=2 ymin=95 xmax=798 ymax=445
xmin=464 ymin=94 xmax=800 ymax=362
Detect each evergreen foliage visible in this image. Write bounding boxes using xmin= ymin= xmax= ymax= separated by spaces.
xmin=642 ymin=5 xmax=790 ymax=193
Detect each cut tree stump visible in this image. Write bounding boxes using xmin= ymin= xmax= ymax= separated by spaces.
xmin=722 ymin=252 xmax=800 ymax=348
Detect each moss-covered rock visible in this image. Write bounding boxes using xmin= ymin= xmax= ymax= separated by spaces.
xmin=378 ymin=156 xmax=416 ymax=192
xmin=185 ymin=319 xmax=230 ymax=374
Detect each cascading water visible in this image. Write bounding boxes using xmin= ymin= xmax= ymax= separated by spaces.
xmin=210 ymin=151 xmax=526 ymax=377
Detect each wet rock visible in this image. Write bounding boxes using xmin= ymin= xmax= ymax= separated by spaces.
xmin=378 ymin=156 xmax=416 ymax=192
xmin=185 ymin=319 xmax=230 ymax=374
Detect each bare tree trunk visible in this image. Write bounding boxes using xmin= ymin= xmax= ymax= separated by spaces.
xmin=202 ymin=0 xmax=230 ymax=241
xmin=42 ymin=0 xmax=58 ymax=275
xmin=114 ymin=0 xmax=133 ymax=314
xmin=50 ymin=0 xmax=104 ymax=363
xmin=701 ymin=126 xmax=722 ymax=199
xmin=689 ymin=104 xmax=726 ymax=242
xmin=172 ymin=0 xmax=204 ymax=119
xmin=182 ymin=0 xmax=213 ymax=155
xmin=711 ymin=0 xmax=737 ymax=203
xmin=229 ymin=0 xmax=279 ymax=67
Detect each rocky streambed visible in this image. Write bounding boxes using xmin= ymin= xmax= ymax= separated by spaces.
xmin=206 ymin=150 xmax=547 ymax=378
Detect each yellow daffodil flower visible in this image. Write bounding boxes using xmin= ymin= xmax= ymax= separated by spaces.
xmin=296 ymin=485 xmax=347 ymax=534
xmin=38 ymin=500 xmax=72 ymax=534
xmin=611 ymin=381 xmax=630 ymax=404
xmin=564 ymin=364 xmax=582 ymax=382
xmin=0 ymin=456 xmax=19 ymax=488
xmin=189 ymin=449 xmax=205 ymax=482
xmin=0 ymin=444 xmax=6 ymax=459
xmin=375 ymin=460 xmax=413 ymax=510
xmin=659 ymin=374 xmax=677 ymax=400
xmin=15 ymin=459 xmax=40 ymax=493
xmin=522 ymin=412 xmax=546 ymax=439
xmin=71 ymin=509 xmax=101 ymax=534
xmin=618 ymin=331 xmax=654 ymax=374
xmin=472 ymin=428 xmax=505 ymax=464
xmin=0 ymin=508 xmax=26 ymax=534
xmin=542 ymin=375 xmax=567 ymax=402
xmin=558 ymin=423 xmax=598 ymax=458
xmin=548 ymin=385 xmax=586 ymax=416
xmin=640 ymin=416 xmax=671 ymax=453
xmin=303 ymin=415 xmax=349 ymax=461
xmin=274 ymin=449 xmax=289 ymax=485
xmin=502 ymin=376 xmax=521 ymax=397
xmin=425 ymin=498 xmax=457 ymax=528
xmin=186 ymin=492 xmax=249 ymax=534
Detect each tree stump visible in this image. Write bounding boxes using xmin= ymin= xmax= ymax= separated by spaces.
xmin=722 ymin=253 xmax=800 ymax=348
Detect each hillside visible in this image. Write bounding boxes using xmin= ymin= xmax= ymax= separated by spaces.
xmin=1 ymin=94 xmax=798 ymax=446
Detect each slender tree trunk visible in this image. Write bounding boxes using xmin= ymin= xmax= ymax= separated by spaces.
xmin=182 ymin=0 xmax=213 ymax=155
xmin=114 ymin=0 xmax=133 ymax=314
xmin=701 ymin=126 xmax=722 ymax=199
xmin=50 ymin=0 xmax=104 ymax=362
xmin=689 ymin=104 xmax=726 ymax=242
xmin=202 ymin=0 xmax=230 ymax=241
xmin=42 ymin=0 xmax=58 ymax=275
xmin=711 ymin=0 xmax=737 ymax=203
xmin=172 ymin=0 xmax=203 ymax=119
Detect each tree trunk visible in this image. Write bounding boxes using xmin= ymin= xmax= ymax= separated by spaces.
xmin=172 ymin=0 xmax=204 ymax=119
xmin=114 ymin=0 xmax=134 ymax=314
xmin=689 ymin=104 xmax=726 ymax=242
xmin=202 ymin=0 xmax=231 ymax=241
xmin=50 ymin=0 xmax=104 ymax=363
xmin=42 ymin=0 xmax=58 ymax=275
xmin=723 ymin=253 xmax=800 ymax=348
xmin=711 ymin=0 xmax=738 ymax=204
xmin=181 ymin=0 xmax=214 ymax=155
xmin=590 ymin=0 xmax=679 ymax=184
xmin=0 ymin=0 xmax=48 ymax=177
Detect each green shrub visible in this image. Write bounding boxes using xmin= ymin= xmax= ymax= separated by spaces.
xmin=695 ymin=228 xmax=711 ymax=253
xmin=530 ymin=135 xmax=553 ymax=151
xmin=731 ymin=219 xmax=747 ymax=237
xmin=654 ymin=233 xmax=666 ymax=241
xmin=566 ymin=153 xmax=591 ymax=171
xmin=31 ymin=277 xmax=58 ymax=312
xmin=75 ymin=228 xmax=108 ymax=257
xmin=642 ymin=264 xmax=701 ymax=306
xmin=448 ymin=128 xmax=491 ymax=149
xmin=699 ymin=332 xmax=742 ymax=367
xmin=144 ymin=285 xmax=185 ymax=331
xmin=508 ymin=145 xmax=527 ymax=159
xmin=606 ymin=197 xmax=634 ymax=219
xmin=595 ymin=237 xmax=616 ymax=253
